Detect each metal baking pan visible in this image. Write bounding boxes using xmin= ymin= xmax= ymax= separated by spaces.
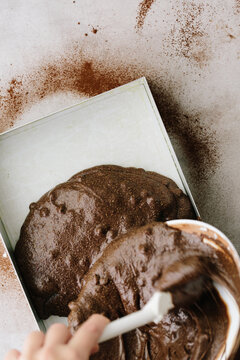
xmin=0 ymin=77 xmax=199 ymax=331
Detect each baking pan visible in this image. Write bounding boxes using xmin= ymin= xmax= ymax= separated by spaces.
xmin=0 ymin=77 xmax=199 ymax=330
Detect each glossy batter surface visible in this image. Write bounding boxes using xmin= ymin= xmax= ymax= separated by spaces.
xmin=69 ymin=222 xmax=240 ymax=360
xmin=14 ymin=165 xmax=195 ymax=318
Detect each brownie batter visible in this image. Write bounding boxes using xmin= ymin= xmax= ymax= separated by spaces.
xmin=158 ymin=256 xmax=211 ymax=307
xmin=68 ymin=222 xmax=240 ymax=360
xmin=14 ymin=165 xmax=195 ymax=318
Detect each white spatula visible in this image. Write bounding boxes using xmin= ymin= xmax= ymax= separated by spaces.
xmin=99 ymin=291 xmax=173 ymax=343
xmin=99 ymin=281 xmax=239 ymax=360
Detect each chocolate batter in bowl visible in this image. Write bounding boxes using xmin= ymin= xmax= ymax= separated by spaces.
xmin=68 ymin=221 xmax=240 ymax=360
xmin=167 ymin=220 xmax=240 ymax=359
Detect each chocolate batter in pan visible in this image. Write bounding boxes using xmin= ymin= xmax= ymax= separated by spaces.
xmin=68 ymin=222 xmax=240 ymax=360
xmin=14 ymin=165 xmax=195 ymax=318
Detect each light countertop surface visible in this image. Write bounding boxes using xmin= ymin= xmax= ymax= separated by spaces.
xmin=0 ymin=0 xmax=239 ymax=356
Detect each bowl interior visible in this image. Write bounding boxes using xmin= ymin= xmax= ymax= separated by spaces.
xmin=166 ymin=220 xmax=240 ymax=359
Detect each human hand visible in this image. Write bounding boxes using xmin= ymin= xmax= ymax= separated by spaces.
xmin=5 ymin=314 xmax=109 ymax=360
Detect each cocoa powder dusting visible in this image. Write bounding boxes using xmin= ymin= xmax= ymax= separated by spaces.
xmin=227 ymin=33 xmax=236 ymax=40
xmin=36 ymin=59 xmax=134 ymax=98
xmin=0 ymin=51 xmax=217 ymax=180
xmin=91 ymin=27 xmax=98 ymax=34
xmin=0 ymin=78 xmax=25 ymax=132
xmin=0 ymin=241 xmax=16 ymax=289
xmin=235 ymin=0 xmax=240 ymax=13
xmin=149 ymin=82 xmax=219 ymax=180
xmin=0 ymin=56 xmax=135 ymax=134
xmin=136 ymin=0 xmax=155 ymax=31
xmin=163 ymin=2 xmax=212 ymax=66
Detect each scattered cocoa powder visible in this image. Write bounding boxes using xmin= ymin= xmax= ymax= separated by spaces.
xmin=235 ymin=0 xmax=240 ymax=12
xmin=91 ymin=27 xmax=98 ymax=34
xmin=41 ymin=59 xmax=133 ymax=97
xmin=0 ymin=241 xmax=16 ymax=289
xmin=136 ymin=0 xmax=155 ymax=31
xmin=0 ymin=78 xmax=25 ymax=133
xmin=0 ymin=56 xmax=135 ymax=134
xmin=228 ymin=33 xmax=236 ymax=39
xmin=163 ymin=2 xmax=212 ymax=66
xmin=149 ymin=81 xmax=219 ymax=180
xmin=0 ymin=48 xmax=218 ymax=180
xmin=84 ymin=33 xmax=88 ymax=36
xmin=0 ymin=245 xmax=12 ymax=274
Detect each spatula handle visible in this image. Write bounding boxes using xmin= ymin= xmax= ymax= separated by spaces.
xmin=99 ymin=292 xmax=173 ymax=343
xmin=99 ymin=308 xmax=153 ymax=343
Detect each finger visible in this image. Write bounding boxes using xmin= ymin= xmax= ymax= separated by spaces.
xmin=91 ymin=344 xmax=99 ymax=354
xmin=69 ymin=314 xmax=109 ymax=357
xmin=45 ymin=323 xmax=71 ymax=346
xmin=4 ymin=349 xmax=21 ymax=360
xmin=38 ymin=346 xmax=82 ymax=360
xmin=22 ymin=331 xmax=45 ymax=357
